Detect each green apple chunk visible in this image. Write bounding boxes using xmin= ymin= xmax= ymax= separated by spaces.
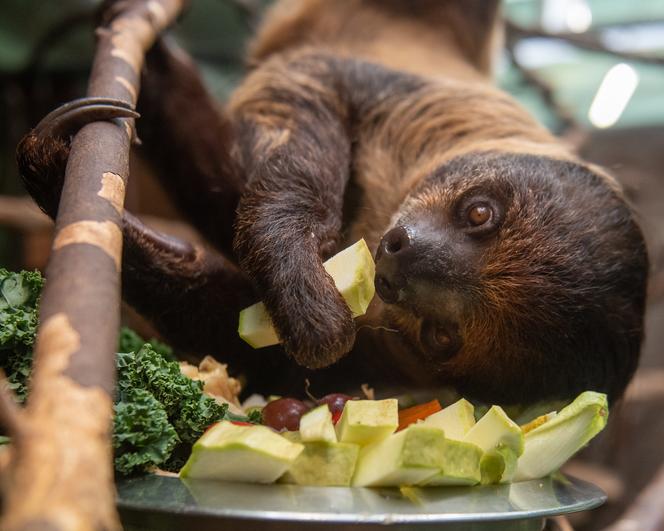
xmin=463 ymin=405 xmax=523 ymax=484
xmin=335 ymin=399 xmax=398 ymax=446
xmin=514 ymin=391 xmax=608 ymax=482
xmin=238 ymin=238 xmax=376 ymax=348
xmin=422 ymin=438 xmax=483 ymax=486
xmin=352 ymin=425 xmax=446 ymax=487
xmin=299 ymin=405 xmax=337 ymax=443
xmin=237 ymin=303 xmax=280 ymax=348
xmin=179 ymin=421 xmax=304 ymax=483
xmin=422 ymin=398 xmax=476 ymax=440
xmin=464 ymin=406 xmax=524 ymax=455
xmin=479 ymin=444 xmax=519 ymax=485
xmin=281 ymin=440 xmax=360 ymax=486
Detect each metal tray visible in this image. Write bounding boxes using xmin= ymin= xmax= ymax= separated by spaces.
xmin=117 ymin=474 xmax=605 ymax=530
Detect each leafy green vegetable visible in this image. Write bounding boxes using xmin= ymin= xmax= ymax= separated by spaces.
xmin=0 ymin=269 xmax=43 ymax=401
xmin=0 ymin=269 xmax=247 ymax=476
xmin=118 ymin=326 xmax=174 ymax=361
xmin=117 ymin=344 xmax=229 ymax=447
xmin=113 ymin=388 xmax=179 ymax=475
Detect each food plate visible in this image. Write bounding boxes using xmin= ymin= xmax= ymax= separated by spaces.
xmin=117 ymin=474 xmax=605 ymax=530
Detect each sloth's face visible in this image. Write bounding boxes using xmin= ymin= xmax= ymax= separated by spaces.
xmin=372 ymin=152 xmax=648 ymax=404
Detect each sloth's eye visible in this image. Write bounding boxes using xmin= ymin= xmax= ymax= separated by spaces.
xmin=421 ymin=321 xmax=461 ymax=360
xmin=467 ymin=203 xmax=492 ymax=226
xmin=431 ymin=327 xmax=453 ymax=349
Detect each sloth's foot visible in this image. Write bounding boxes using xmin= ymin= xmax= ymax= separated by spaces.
xmin=16 ymin=97 xmax=138 ymax=218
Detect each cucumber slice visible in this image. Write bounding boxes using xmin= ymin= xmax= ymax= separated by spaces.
xmin=423 ymin=438 xmax=483 ymax=486
xmin=335 ymin=399 xmax=398 ymax=446
xmin=179 ymin=421 xmax=303 ymax=483
xmin=514 ymin=391 xmax=608 ymax=482
xmin=422 ymin=398 xmax=476 ymax=440
xmin=238 ymin=238 xmax=376 ymax=348
xmin=352 ymin=425 xmax=446 ymax=487
xmin=281 ymin=439 xmax=360 ymax=486
xmin=299 ymin=404 xmax=337 ymax=443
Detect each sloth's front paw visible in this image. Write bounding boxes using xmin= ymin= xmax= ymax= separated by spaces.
xmin=270 ymin=275 xmax=356 ymax=370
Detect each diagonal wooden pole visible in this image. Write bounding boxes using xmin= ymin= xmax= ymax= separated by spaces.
xmin=1 ymin=1 xmax=185 ymax=529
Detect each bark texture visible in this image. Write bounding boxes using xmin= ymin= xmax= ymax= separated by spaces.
xmin=1 ymin=1 xmax=184 ymax=529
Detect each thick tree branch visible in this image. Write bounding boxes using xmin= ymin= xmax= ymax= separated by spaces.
xmin=1 ymin=1 xmax=185 ymax=530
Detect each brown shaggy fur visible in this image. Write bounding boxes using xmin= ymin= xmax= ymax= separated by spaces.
xmin=17 ymin=0 xmax=648 ymax=405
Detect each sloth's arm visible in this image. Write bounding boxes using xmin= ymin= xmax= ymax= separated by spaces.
xmin=136 ymin=38 xmax=244 ymax=255
xmin=232 ymin=54 xmax=355 ymax=370
xmin=121 ymin=212 xmax=257 ymax=357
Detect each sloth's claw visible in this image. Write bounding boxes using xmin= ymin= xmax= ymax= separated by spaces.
xmin=32 ymin=97 xmax=139 ymax=139
xmin=16 ymin=97 xmax=139 ymax=218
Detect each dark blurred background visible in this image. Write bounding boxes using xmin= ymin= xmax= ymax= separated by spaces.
xmin=0 ymin=1 xmax=663 ymax=529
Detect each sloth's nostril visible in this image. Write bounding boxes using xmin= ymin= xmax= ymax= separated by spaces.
xmin=382 ymin=226 xmax=410 ymax=255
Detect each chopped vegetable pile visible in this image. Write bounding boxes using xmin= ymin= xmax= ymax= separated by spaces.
xmin=181 ymin=391 xmax=608 ymax=487
xmin=0 ymin=268 xmax=609 ymax=487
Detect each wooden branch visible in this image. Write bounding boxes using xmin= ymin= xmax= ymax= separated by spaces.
xmin=506 ymin=21 xmax=664 ymax=66
xmin=1 ymin=1 xmax=185 ymax=530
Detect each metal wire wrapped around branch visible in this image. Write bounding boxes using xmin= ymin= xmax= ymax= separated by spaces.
xmin=0 ymin=1 xmax=185 ymax=529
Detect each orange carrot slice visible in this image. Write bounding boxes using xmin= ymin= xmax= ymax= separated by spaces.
xmin=397 ymin=400 xmax=442 ymax=431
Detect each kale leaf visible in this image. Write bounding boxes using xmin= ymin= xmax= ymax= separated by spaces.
xmin=113 ymin=388 xmax=179 ymax=475
xmin=0 ymin=269 xmax=43 ymax=401
xmin=115 ymin=344 xmax=228 ymax=473
xmin=118 ymin=326 xmax=174 ymax=361
xmin=0 ymin=269 xmax=238 ymax=476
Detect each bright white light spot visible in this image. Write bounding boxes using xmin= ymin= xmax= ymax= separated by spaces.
xmin=542 ymin=0 xmax=592 ymax=33
xmin=566 ymin=1 xmax=592 ymax=33
xmin=588 ymin=64 xmax=639 ymax=129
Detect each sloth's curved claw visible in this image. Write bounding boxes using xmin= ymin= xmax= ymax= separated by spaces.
xmin=32 ymin=97 xmax=139 ymax=139
xmin=16 ymin=97 xmax=138 ymax=219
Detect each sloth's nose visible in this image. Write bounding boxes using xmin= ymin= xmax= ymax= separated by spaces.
xmin=375 ymin=226 xmax=414 ymax=304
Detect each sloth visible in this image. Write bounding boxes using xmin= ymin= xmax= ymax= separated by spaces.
xmin=18 ymin=0 xmax=648 ymax=405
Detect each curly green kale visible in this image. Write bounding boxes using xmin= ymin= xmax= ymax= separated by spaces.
xmin=113 ymin=388 xmax=179 ymax=475
xmin=0 ymin=269 xmax=241 ymax=476
xmin=115 ymin=344 xmax=229 ymax=473
xmin=0 ymin=269 xmax=43 ymax=401
xmin=118 ymin=326 xmax=174 ymax=361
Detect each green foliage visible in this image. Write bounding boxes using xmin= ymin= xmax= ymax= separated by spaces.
xmin=0 ymin=269 xmax=253 ymax=476
xmin=116 ymin=344 xmax=229 ymax=448
xmin=0 ymin=269 xmax=43 ymax=401
xmin=113 ymin=388 xmax=179 ymax=476
xmin=118 ymin=326 xmax=174 ymax=360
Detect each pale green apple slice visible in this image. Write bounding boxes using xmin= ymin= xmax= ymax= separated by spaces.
xmin=352 ymin=425 xmax=446 ymax=487
xmin=335 ymin=399 xmax=398 ymax=446
xmin=238 ymin=238 xmax=376 ymax=348
xmin=422 ymin=437 xmax=483 ymax=486
xmin=463 ymin=405 xmax=523 ymax=484
xmin=464 ymin=405 xmax=524 ymax=455
xmin=179 ymin=421 xmax=303 ymax=483
xmin=479 ymin=444 xmax=519 ymax=484
xmin=299 ymin=404 xmax=337 ymax=443
xmin=422 ymin=398 xmax=475 ymax=440
xmin=514 ymin=391 xmax=608 ymax=482
xmin=281 ymin=439 xmax=360 ymax=486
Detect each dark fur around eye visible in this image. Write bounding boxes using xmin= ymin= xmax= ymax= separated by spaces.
xmin=454 ymin=194 xmax=504 ymax=236
xmin=420 ymin=320 xmax=462 ymax=361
